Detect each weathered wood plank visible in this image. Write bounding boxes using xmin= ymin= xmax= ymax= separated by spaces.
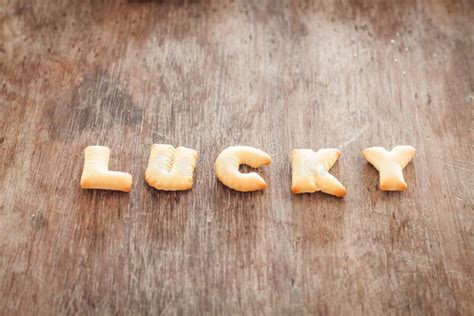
xmin=1 ymin=0 xmax=472 ymax=314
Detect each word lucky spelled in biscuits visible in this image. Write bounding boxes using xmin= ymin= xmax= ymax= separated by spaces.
xmin=80 ymin=144 xmax=416 ymax=196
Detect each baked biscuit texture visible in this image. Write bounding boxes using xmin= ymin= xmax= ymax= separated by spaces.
xmin=145 ymin=144 xmax=198 ymax=191
xmin=291 ymin=148 xmax=346 ymax=197
xmin=80 ymin=146 xmax=133 ymax=192
xmin=362 ymin=145 xmax=416 ymax=191
xmin=215 ymin=146 xmax=272 ymax=192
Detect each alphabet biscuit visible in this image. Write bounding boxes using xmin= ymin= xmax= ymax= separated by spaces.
xmin=363 ymin=145 xmax=416 ymax=191
xmin=145 ymin=144 xmax=198 ymax=191
xmin=215 ymin=146 xmax=272 ymax=192
xmin=80 ymin=146 xmax=133 ymax=192
xmin=291 ymin=148 xmax=346 ymax=197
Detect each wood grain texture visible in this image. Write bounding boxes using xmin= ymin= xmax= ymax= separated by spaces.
xmin=1 ymin=0 xmax=473 ymax=314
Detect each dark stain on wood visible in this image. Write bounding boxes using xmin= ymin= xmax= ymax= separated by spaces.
xmin=43 ymin=70 xmax=142 ymax=141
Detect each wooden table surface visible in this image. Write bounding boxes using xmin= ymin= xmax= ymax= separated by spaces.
xmin=1 ymin=0 xmax=473 ymax=314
